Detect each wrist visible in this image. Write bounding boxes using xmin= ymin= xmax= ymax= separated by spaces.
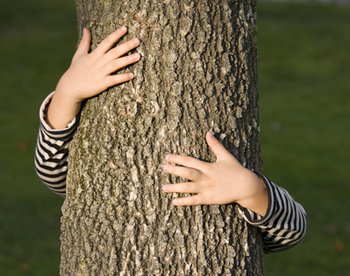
xmin=46 ymin=90 xmax=82 ymax=129
xmin=237 ymin=171 xmax=268 ymax=217
xmin=55 ymin=79 xmax=85 ymax=105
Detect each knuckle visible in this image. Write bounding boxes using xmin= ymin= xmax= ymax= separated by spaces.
xmin=188 ymin=196 xmax=199 ymax=205
xmin=111 ymin=59 xmax=122 ymax=71
xmin=182 ymin=182 xmax=192 ymax=192
xmin=106 ymin=76 xmax=116 ymax=86
xmin=206 ymin=193 xmax=216 ymax=203
xmin=103 ymin=36 xmax=114 ymax=46
xmin=187 ymin=169 xmax=195 ymax=179
xmin=200 ymin=162 xmax=212 ymax=172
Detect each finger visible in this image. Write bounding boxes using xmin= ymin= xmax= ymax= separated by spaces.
xmin=165 ymin=154 xmax=205 ymax=170
xmin=105 ymin=73 xmax=134 ymax=87
xmin=95 ymin=26 xmax=128 ymax=54
xmin=163 ymin=164 xmax=201 ymax=181
xmin=73 ymin=28 xmax=91 ymax=60
xmin=104 ymin=53 xmax=141 ymax=74
xmin=172 ymin=195 xmax=201 ymax=206
xmin=163 ymin=182 xmax=199 ymax=194
xmin=106 ymin=38 xmax=140 ymax=60
xmin=206 ymin=131 xmax=232 ymax=162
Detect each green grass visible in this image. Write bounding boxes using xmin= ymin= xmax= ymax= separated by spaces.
xmin=0 ymin=1 xmax=349 ymax=275
xmin=258 ymin=2 xmax=350 ymax=276
xmin=0 ymin=1 xmax=76 ymax=275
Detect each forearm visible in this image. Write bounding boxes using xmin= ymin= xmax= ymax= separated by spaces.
xmin=35 ymin=134 xmax=68 ymax=197
xmin=35 ymin=27 xmax=141 ymax=195
xmin=35 ymin=93 xmax=78 ymax=197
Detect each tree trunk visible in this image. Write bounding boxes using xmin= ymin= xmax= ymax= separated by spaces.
xmin=60 ymin=0 xmax=264 ymax=275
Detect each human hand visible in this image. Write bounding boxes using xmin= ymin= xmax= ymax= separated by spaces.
xmin=46 ymin=26 xmax=141 ymax=129
xmin=162 ymin=132 xmax=268 ymax=216
xmin=55 ymin=26 xmax=141 ymax=103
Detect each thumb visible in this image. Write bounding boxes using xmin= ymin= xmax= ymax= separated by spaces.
xmin=206 ymin=132 xmax=232 ymax=162
xmin=73 ymin=28 xmax=91 ymax=60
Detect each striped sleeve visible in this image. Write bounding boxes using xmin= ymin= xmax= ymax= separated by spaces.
xmin=239 ymin=173 xmax=307 ymax=253
xmin=34 ymin=92 xmax=79 ymax=197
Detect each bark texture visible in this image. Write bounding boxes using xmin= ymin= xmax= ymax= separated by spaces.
xmin=60 ymin=0 xmax=264 ymax=275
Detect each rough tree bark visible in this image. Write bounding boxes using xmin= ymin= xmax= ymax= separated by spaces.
xmin=60 ymin=0 xmax=264 ymax=275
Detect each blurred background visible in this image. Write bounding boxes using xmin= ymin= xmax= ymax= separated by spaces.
xmin=0 ymin=0 xmax=349 ymax=275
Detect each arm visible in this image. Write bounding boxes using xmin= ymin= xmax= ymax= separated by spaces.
xmin=162 ymin=131 xmax=306 ymax=253
xmin=35 ymin=26 xmax=141 ymax=195
xmin=34 ymin=92 xmax=78 ymax=196
xmin=237 ymin=174 xmax=307 ymax=253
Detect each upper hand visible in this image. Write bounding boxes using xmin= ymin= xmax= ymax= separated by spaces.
xmin=55 ymin=26 xmax=141 ymax=103
xmin=162 ymin=132 xmax=268 ymax=216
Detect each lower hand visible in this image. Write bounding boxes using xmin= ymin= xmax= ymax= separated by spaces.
xmin=162 ymin=132 xmax=268 ymax=216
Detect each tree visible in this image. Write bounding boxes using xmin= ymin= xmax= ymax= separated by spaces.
xmin=60 ymin=0 xmax=264 ymax=275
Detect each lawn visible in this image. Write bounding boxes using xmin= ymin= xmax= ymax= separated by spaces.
xmin=258 ymin=2 xmax=350 ymax=275
xmin=0 ymin=1 xmax=349 ymax=275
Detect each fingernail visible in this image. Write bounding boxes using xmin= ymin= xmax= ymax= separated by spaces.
xmin=162 ymin=185 xmax=168 ymax=192
xmin=133 ymin=38 xmax=140 ymax=45
xmin=163 ymin=164 xmax=169 ymax=171
xmin=173 ymin=199 xmax=179 ymax=205
xmin=120 ymin=26 xmax=127 ymax=32
xmin=134 ymin=53 xmax=141 ymax=61
xmin=128 ymin=73 xmax=134 ymax=79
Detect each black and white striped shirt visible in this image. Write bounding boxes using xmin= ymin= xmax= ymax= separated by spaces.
xmin=35 ymin=93 xmax=307 ymax=253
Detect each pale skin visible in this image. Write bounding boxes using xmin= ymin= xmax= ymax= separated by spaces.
xmin=46 ymin=26 xmax=268 ymax=217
